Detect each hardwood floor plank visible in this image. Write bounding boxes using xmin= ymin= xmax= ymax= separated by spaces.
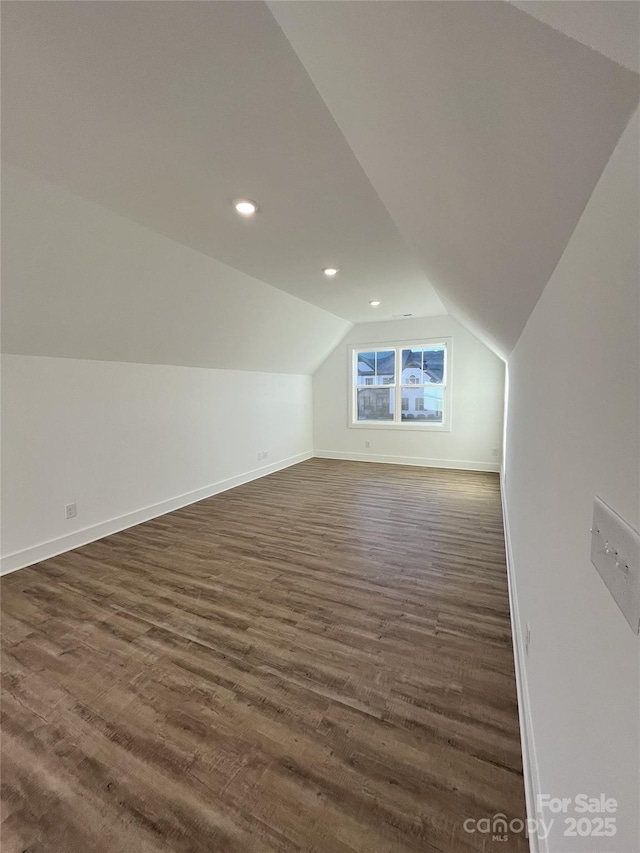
xmin=1 ymin=459 xmax=527 ymax=851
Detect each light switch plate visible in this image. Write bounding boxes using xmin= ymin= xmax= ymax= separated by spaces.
xmin=590 ymin=497 xmax=640 ymax=634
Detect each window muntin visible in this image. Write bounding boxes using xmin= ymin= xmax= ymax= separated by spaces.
xmin=351 ymin=340 xmax=449 ymax=429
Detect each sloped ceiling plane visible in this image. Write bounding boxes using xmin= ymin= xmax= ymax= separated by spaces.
xmin=3 ymin=1 xmax=638 ymax=359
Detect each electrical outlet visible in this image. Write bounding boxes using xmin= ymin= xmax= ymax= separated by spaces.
xmin=65 ymin=502 xmax=77 ymax=520
xmin=525 ymin=623 xmax=531 ymax=657
xmin=263 ymin=450 xmax=269 ymax=459
xmin=257 ymin=451 xmax=262 ymax=461
xmin=492 ymin=448 xmax=500 ymax=457
xmin=365 ymin=440 xmax=371 ymax=449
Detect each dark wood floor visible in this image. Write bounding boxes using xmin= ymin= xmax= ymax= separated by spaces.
xmin=1 ymin=459 xmax=526 ymax=852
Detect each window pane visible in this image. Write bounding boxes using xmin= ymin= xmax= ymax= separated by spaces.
xmin=401 ymin=345 xmax=445 ymax=384
xmin=357 ymin=387 xmax=394 ymax=421
xmin=422 ymin=346 xmax=445 ymax=383
xmin=357 ymin=349 xmax=395 ymax=386
xmin=401 ymin=348 xmax=423 ymax=385
xmin=375 ymin=350 xmax=395 ymax=384
xmin=401 ymin=386 xmax=444 ymax=422
xmin=357 ymin=352 xmax=375 ymax=386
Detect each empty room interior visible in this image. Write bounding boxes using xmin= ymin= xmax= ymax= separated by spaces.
xmin=1 ymin=2 xmax=639 ymax=852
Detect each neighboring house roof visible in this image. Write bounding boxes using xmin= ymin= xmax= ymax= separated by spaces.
xmin=358 ymin=348 xmax=444 ymax=382
xmin=402 ymin=349 xmax=444 ymax=383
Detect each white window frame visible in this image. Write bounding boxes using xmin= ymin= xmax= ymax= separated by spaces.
xmin=349 ymin=338 xmax=452 ymax=431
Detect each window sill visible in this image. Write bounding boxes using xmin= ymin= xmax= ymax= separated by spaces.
xmin=349 ymin=422 xmax=451 ymax=433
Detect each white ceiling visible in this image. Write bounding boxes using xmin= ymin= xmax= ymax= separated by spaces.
xmin=2 ymin=163 xmax=351 ymax=374
xmin=2 ymin=1 xmax=638 ymax=358
xmin=0 ymin=1 xmax=445 ymax=326
xmin=270 ymin=0 xmax=639 ymax=356
xmin=512 ymin=1 xmax=640 ymax=74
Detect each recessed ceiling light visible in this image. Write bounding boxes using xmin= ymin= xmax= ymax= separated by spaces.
xmin=233 ymin=199 xmax=258 ymax=216
xmin=369 ymin=300 xmax=381 ymax=307
xmin=323 ymin=267 xmax=339 ymax=277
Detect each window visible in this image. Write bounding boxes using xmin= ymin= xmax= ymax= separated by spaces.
xmin=351 ymin=339 xmax=450 ymax=429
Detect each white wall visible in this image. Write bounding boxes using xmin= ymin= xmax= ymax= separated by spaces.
xmin=1 ymin=166 xmax=348 ymax=572
xmin=504 ymin=110 xmax=639 ymax=852
xmin=313 ymin=315 xmax=505 ymax=471
xmin=0 ymin=355 xmax=312 ymax=573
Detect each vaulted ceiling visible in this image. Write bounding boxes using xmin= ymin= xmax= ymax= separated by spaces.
xmin=2 ymin=1 xmax=638 ymax=359
xmin=1 ymin=1 xmax=444 ymax=327
xmin=270 ymin=1 xmax=639 ymax=356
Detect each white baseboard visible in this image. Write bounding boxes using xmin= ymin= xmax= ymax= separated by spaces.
xmin=500 ymin=475 xmax=544 ymax=853
xmin=314 ymin=450 xmax=501 ymax=473
xmin=0 ymin=451 xmax=313 ymax=576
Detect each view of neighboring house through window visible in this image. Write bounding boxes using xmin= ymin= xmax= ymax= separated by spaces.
xmin=352 ymin=341 xmax=449 ymax=428
xmin=355 ymin=349 xmax=395 ymax=421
